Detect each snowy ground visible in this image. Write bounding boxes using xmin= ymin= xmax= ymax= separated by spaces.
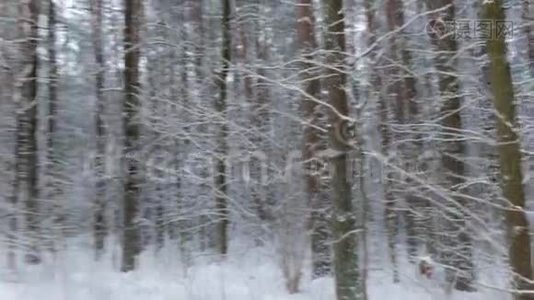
xmin=0 ymin=239 xmax=510 ymax=300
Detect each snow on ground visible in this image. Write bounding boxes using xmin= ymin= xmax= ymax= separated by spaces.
xmin=0 ymin=239 xmax=510 ymax=300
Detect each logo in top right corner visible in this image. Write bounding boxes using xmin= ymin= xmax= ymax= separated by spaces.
xmin=425 ymin=19 xmax=513 ymax=41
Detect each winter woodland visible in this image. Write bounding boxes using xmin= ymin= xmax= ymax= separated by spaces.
xmin=0 ymin=0 xmax=534 ymax=299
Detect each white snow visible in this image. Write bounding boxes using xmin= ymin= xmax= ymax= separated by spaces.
xmin=0 ymin=239 xmax=511 ymax=300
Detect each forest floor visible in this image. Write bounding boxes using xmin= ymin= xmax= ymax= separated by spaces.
xmin=0 ymin=238 xmax=510 ymax=300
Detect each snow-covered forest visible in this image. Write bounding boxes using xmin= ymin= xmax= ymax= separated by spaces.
xmin=1 ymin=0 xmax=533 ymax=299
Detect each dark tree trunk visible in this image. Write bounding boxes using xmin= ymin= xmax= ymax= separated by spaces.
xmin=523 ymin=0 xmax=534 ymax=74
xmin=14 ymin=0 xmax=41 ymax=265
xmin=90 ymin=0 xmax=107 ymax=260
xmin=121 ymin=0 xmax=143 ymax=272
xmin=323 ymin=1 xmax=364 ymax=299
xmin=297 ymin=0 xmax=330 ymax=278
xmin=46 ymin=0 xmax=63 ymax=255
xmin=190 ymin=0 xmax=204 ymax=79
xmin=248 ymin=0 xmax=272 ymax=227
xmin=424 ymin=0 xmax=475 ymax=291
xmin=214 ymin=0 xmax=232 ymax=256
xmin=483 ymin=2 xmax=534 ymax=299
xmin=386 ymin=0 xmax=420 ymax=262
xmin=383 ymin=0 xmax=407 ymax=282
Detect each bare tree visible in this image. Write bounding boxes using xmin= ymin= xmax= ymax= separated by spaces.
xmin=323 ymin=0 xmax=364 ymax=299
xmin=121 ymin=0 xmax=143 ymax=272
xmin=523 ymin=0 xmax=534 ymax=74
xmin=1 ymin=0 xmax=19 ymax=272
xmin=297 ymin=0 xmax=330 ymax=278
xmin=13 ymin=0 xmax=41 ymax=265
xmin=90 ymin=0 xmax=107 ymax=259
xmin=189 ymin=0 xmax=204 ymax=79
xmin=214 ymin=0 xmax=232 ymax=256
xmin=385 ymin=0 xmax=420 ymax=262
xmin=424 ymin=0 xmax=475 ymax=291
xmin=484 ymin=1 xmax=534 ymax=299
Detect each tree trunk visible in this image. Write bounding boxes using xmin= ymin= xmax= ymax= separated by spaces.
xmin=523 ymin=0 xmax=534 ymax=74
xmin=14 ymin=0 xmax=41 ymax=265
xmin=297 ymin=0 xmax=330 ymax=278
xmin=383 ymin=0 xmax=408 ymax=282
xmin=323 ymin=1 xmax=364 ymax=299
xmin=249 ymin=0 xmax=272 ymax=227
xmin=0 ymin=0 xmax=17 ymax=272
xmin=483 ymin=1 xmax=534 ymax=299
xmin=214 ymin=0 xmax=232 ymax=256
xmin=121 ymin=0 xmax=143 ymax=272
xmin=46 ymin=0 xmax=63 ymax=256
xmin=90 ymin=0 xmax=107 ymax=260
xmin=386 ymin=0 xmax=420 ymax=262
xmin=378 ymin=86 xmax=399 ymax=282
xmin=189 ymin=0 xmax=204 ymax=79
xmin=236 ymin=13 xmax=254 ymax=103
xmin=177 ymin=3 xmax=194 ymax=256
xmin=424 ymin=0 xmax=475 ymax=291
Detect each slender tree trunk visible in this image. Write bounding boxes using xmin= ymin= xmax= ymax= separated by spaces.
xmin=323 ymin=1 xmax=363 ymax=299
xmin=46 ymin=0 xmax=63 ymax=255
xmin=424 ymin=0 xmax=475 ymax=291
xmin=47 ymin=0 xmax=58 ymax=182
xmin=214 ymin=0 xmax=231 ymax=256
xmin=249 ymin=0 xmax=272 ymax=227
xmin=414 ymin=0 xmax=437 ymax=258
xmin=90 ymin=0 xmax=107 ymax=260
xmin=378 ymin=86 xmax=399 ymax=283
xmin=483 ymin=2 xmax=534 ymax=299
xmin=235 ymin=0 xmax=266 ymax=247
xmin=387 ymin=0 xmax=420 ymax=262
xmin=189 ymin=0 xmax=204 ymax=79
xmin=235 ymin=0 xmax=254 ymax=103
xmin=0 ymin=0 xmax=17 ymax=272
xmin=145 ymin=19 xmax=166 ymax=253
xmin=177 ymin=4 xmax=194 ymax=255
xmin=297 ymin=0 xmax=330 ymax=278
xmin=383 ymin=0 xmax=406 ymax=282
xmin=14 ymin=0 xmax=41 ymax=265
xmin=346 ymin=0 xmax=368 ymax=295
xmin=121 ymin=0 xmax=143 ymax=272
xmin=523 ymin=0 xmax=534 ymax=74
xmin=365 ymin=0 xmax=400 ymax=282
xmin=154 ymin=190 xmax=165 ymax=251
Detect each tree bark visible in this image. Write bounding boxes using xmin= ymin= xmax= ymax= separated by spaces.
xmin=523 ymin=0 xmax=534 ymax=74
xmin=483 ymin=1 xmax=534 ymax=299
xmin=46 ymin=0 xmax=64 ymax=256
xmin=383 ymin=0 xmax=406 ymax=282
xmin=323 ymin=1 xmax=364 ymax=299
xmin=424 ymin=0 xmax=475 ymax=291
xmin=121 ymin=0 xmax=143 ymax=272
xmin=249 ymin=0 xmax=272 ymax=227
xmin=90 ymin=0 xmax=107 ymax=260
xmin=214 ymin=0 xmax=232 ymax=256
xmin=189 ymin=0 xmax=204 ymax=79
xmin=387 ymin=0 xmax=420 ymax=262
xmin=14 ymin=0 xmax=41 ymax=265
xmin=297 ymin=0 xmax=330 ymax=278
